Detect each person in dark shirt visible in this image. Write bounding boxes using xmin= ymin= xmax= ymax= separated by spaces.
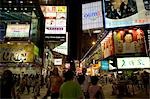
xmin=0 ymin=70 xmax=16 ymax=99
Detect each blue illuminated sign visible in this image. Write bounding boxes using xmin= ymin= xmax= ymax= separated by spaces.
xmin=83 ymin=11 xmax=101 ymax=19
xmin=101 ymin=60 xmax=109 ymax=70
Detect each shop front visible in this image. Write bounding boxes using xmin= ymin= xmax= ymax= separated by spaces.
xmin=0 ymin=42 xmax=41 ymax=75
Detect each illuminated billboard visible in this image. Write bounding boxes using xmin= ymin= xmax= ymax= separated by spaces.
xmin=113 ymin=28 xmax=146 ymax=54
xmin=101 ymin=60 xmax=109 ymax=70
xmin=101 ymin=31 xmax=115 ymax=58
xmin=82 ymin=1 xmax=103 ymax=30
xmin=117 ymin=57 xmax=150 ymax=69
xmin=0 ymin=43 xmax=34 ymax=63
xmin=6 ymin=24 xmax=30 ymax=37
xmin=103 ymin=0 xmax=150 ymax=28
xmin=41 ymin=6 xmax=67 ymax=34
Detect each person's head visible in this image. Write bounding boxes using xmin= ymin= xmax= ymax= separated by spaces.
xmin=53 ymin=67 xmax=59 ymax=76
xmin=64 ymin=70 xmax=74 ymax=81
xmin=2 ymin=70 xmax=13 ymax=80
xmin=123 ymin=32 xmax=133 ymax=43
xmin=91 ymin=76 xmax=99 ymax=85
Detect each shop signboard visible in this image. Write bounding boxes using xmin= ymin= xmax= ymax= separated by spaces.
xmin=117 ymin=57 xmax=150 ymax=69
xmin=101 ymin=60 xmax=109 ymax=70
xmin=41 ymin=6 xmax=67 ymax=34
xmin=30 ymin=13 xmax=38 ymax=40
xmin=82 ymin=1 xmax=103 ymax=30
xmin=52 ymin=32 xmax=68 ymax=55
xmin=101 ymin=31 xmax=115 ymax=58
xmin=0 ymin=43 xmax=34 ymax=63
xmin=54 ymin=58 xmax=62 ymax=65
xmin=113 ymin=28 xmax=146 ymax=54
xmin=6 ymin=24 xmax=30 ymax=37
xmin=103 ymin=0 xmax=150 ymax=28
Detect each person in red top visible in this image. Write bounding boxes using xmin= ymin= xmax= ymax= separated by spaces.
xmin=48 ymin=67 xmax=63 ymax=99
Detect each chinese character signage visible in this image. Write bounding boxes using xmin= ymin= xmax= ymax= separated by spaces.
xmin=113 ymin=28 xmax=146 ymax=54
xmin=41 ymin=6 xmax=67 ymax=34
xmin=0 ymin=43 xmax=34 ymax=63
xmin=103 ymin=0 xmax=150 ymax=28
xmin=82 ymin=1 xmax=103 ymax=30
xmin=117 ymin=57 xmax=150 ymax=69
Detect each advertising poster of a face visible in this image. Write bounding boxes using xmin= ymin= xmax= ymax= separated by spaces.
xmin=113 ymin=28 xmax=146 ymax=54
xmin=104 ymin=0 xmax=150 ymax=28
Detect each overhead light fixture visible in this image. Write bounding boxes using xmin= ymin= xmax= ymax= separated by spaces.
xmin=20 ymin=1 xmax=23 ymax=3
xmin=29 ymin=1 xmax=33 ymax=3
xmin=14 ymin=8 xmax=17 ymax=10
xmin=33 ymin=8 xmax=36 ymax=10
xmin=4 ymin=8 xmax=7 ymax=10
xmin=93 ymin=30 xmax=101 ymax=33
xmin=24 ymin=8 xmax=27 ymax=10
xmin=8 ymin=1 xmax=12 ymax=3
xmin=21 ymin=8 xmax=23 ymax=10
xmin=7 ymin=42 xmax=10 ymax=44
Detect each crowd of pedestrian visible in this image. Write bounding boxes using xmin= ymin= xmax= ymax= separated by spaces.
xmin=0 ymin=68 xmax=149 ymax=99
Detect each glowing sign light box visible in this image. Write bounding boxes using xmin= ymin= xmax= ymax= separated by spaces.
xmin=117 ymin=57 xmax=150 ymax=69
xmin=82 ymin=1 xmax=103 ymax=30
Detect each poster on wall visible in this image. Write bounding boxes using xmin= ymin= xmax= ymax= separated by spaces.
xmin=117 ymin=57 xmax=150 ymax=69
xmin=0 ymin=43 xmax=34 ymax=62
xmin=101 ymin=31 xmax=114 ymax=58
xmin=103 ymin=0 xmax=150 ymax=28
xmin=82 ymin=1 xmax=103 ymax=30
xmin=113 ymin=28 xmax=146 ymax=54
xmin=6 ymin=24 xmax=30 ymax=37
xmin=41 ymin=6 xmax=67 ymax=34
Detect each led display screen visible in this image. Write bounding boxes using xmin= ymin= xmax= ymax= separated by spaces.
xmin=103 ymin=0 xmax=150 ymax=28
xmin=41 ymin=6 xmax=67 ymax=34
xmin=117 ymin=57 xmax=150 ymax=69
xmin=113 ymin=28 xmax=146 ymax=54
xmin=6 ymin=24 xmax=30 ymax=37
xmin=82 ymin=1 xmax=103 ymax=30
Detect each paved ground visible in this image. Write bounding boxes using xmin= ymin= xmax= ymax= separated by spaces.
xmin=21 ymin=84 xmax=149 ymax=99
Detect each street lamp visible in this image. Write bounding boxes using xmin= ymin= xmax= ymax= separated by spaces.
xmin=92 ymin=41 xmax=96 ymax=45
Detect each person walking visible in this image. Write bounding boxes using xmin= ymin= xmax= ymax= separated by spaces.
xmin=0 ymin=70 xmax=16 ymax=99
xmin=59 ymin=70 xmax=83 ymax=99
xmin=88 ymin=76 xmax=105 ymax=99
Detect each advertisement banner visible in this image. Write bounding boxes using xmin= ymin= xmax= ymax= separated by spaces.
xmin=0 ymin=43 xmax=34 ymax=63
xmin=117 ymin=57 xmax=150 ymax=69
xmin=101 ymin=31 xmax=115 ymax=58
xmin=6 ymin=24 xmax=30 ymax=37
xmin=103 ymin=0 xmax=150 ymax=28
xmin=82 ymin=1 xmax=103 ymax=30
xmin=113 ymin=28 xmax=146 ymax=54
xmin=41 ymin=6 xmax=67 ymax=34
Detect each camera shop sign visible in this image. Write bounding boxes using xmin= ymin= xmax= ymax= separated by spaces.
xmin=0 ymin=44 xmax=34 ymax=63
